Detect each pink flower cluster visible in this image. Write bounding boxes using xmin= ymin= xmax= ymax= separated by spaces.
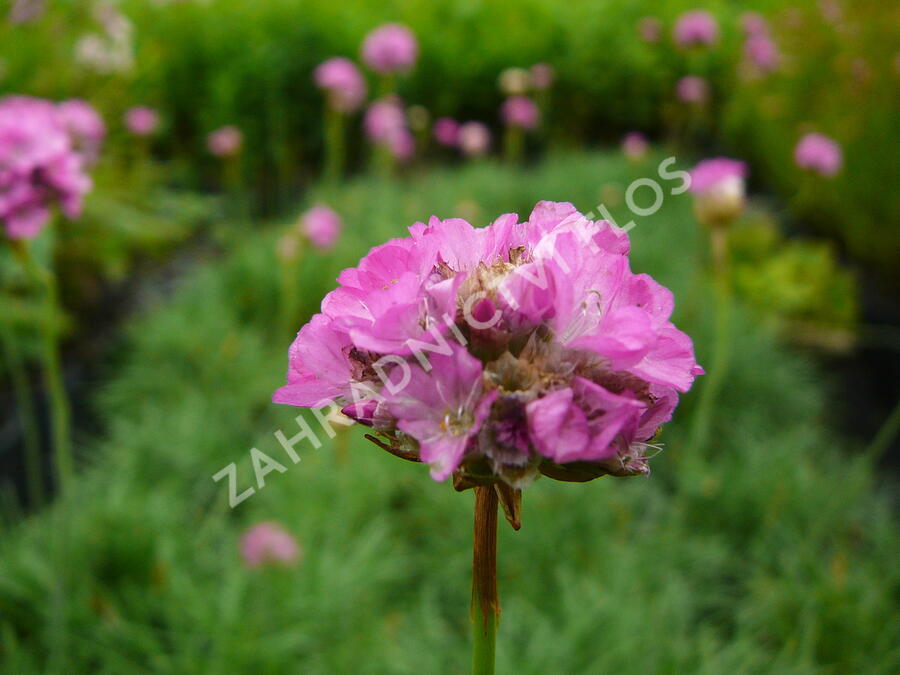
xmin=676 ymin=75 xmax=709 ymax=104
xmin=673 ymin=10 xmax=719 ymax=48
xmin=301 ymin=205 xmax=342 ymax=251
xmin=689 ymin=158 xmax=748 ymax=226
xmin=275 ymin=202 xmax=702 ymax=487
xmin=364 ymin=97 xmax=414 ymax=161
xmin=125 ymin=106 xmax=159 ymax=137
xmin=621 ymin=132 xmax=649 ymax=160
xmin=314 ymin=57 xmax=367 ymax=113
xmin=361 ymin=23 xmax=418 ymax=75
xmin=0 ymin=96 xmax=95 ymax=240
xmin=207 ymin=125 xmax=243 ymax=158
xmin=501 ymin=96 xmax=539 ymax=130
xmin=794 ymin=133 xmax=842 ymax=177
xmin=240 ymin=522 xmax=301 ymax=568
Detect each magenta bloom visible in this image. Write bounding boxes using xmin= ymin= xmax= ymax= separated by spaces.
xmin=501 ymin=97 xmax=539 ymax=130
xmin=433 ymin=117 xmax=460 ymax=147
xmin=361 ymin=23 xmax=418 ymax=75
xmin=673 ymin=10 xmax=719 ymax=47
xmin=364 ymin=97 xmax=414 ymax=160
xmin=314 ymin=57 xmax=367 ymax=113
xmin=56 ymin=99 xmax=105 ymax=165
xmin=301 ymin=205 xmax=342 ymax=251
xmin=794 ymin=133 xmax=843 ymax=177
xmin=621 ymin=132 xmax=649 ymax=160
xmin=638 ymin=17 xmax=662 ymax=43
xmin=689 ymin=158 xmax=747 ymax=226
xmin=240 ymin=522 xmax=301 ymax=568
xmin=0 ymin=96 xmax=92 ymax=240
xmin=676 ymin=76 xmax=709 ymax=104
xmin=124 ymin=106 xmax=159 ymax=137
xmin=530 ymin=63 xmax=555 ymax=90
xmin=458 ymin=122 xmax=491 ymax=158
xmin=740 ymin=12 xmax=769 ymax=37
xmin=744 ymin=34 xmax=781 ymax=73
xmin=207 ymin=125 xmax=243 ymax=158
xmin=275 ymin=202 xmax=702 ymax=486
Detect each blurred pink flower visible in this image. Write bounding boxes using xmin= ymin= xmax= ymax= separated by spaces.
xmin=364 ymin=97 xmax=406 ymax=143
xmin=433 ymin=117 xmax=460 ymax=147
xmin=314 ymin=57 xmax=367 ymax=113
xmin=744 ymin=34 xmax=781 ymax=73
xmin=740 ymin=12 xmax=769 ymax=37
xmin=240 ymin=522 xmax=301 ymax=569
xmin=794 ymin=133 xmax=842 ymax=177
xmin=124 ymin=106 xmax=159 ymax=136
xmin=0 ymin=96 xmax=92 ymax=239
xmin=638 ymin=17 xmax=662 ymax=43
xmin=676 ymin=76 xmax=709 ymax=104
xmin=501 ymin=96 xmax=539 ymax=130
xmin=621 ymin=132 xmax=649 ymax=160
xmin=56 ymin=99 xmax=105 ymax=165
xmin=301 ymin=205 xmax=342 ymax=251
xmin=530 ymin=63 xmax=555 ymax=90
xmin=458 ymin=122 xmax=491 ymax=158
xmin=673 ymin=10 xmax=719 ymax=47
xmin=207 ymin=125 xmax=242 ymax=158
xmin=361 ymin=23 xmax=418 ymax=75
xmin=689 ymin=157 xmax=747 ymax=226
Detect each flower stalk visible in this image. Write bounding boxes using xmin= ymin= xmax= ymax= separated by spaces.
xmin=471 ymin=485 xmax=499 ymax=675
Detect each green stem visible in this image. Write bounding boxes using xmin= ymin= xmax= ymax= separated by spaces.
xmin=11 ymin=242 xmax=73 ymax=493
xmin=503 ymin=126 xmax=523 ymax=164
xmin=0 ymin=322 xmax=44 ymax=507
xmin=471 ymin=485 xmax=499 ymax=675
xmin=689 ymin=225 xmax=731 ymax=452
xmin=323 ymin=107 xmax=346 ymax=185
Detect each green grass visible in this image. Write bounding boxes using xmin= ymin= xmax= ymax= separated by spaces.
xmin=0 ymin=151 xmax=897 ymax=673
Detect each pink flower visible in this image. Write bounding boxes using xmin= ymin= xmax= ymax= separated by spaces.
xmin=0 ymin=95 xmax=93 ymax=240
xmin=673 ymin=10 xmax=719 ymax=48
xmin=794 ymin=133 xmax=842 ymax=177
xmin=621 ymin=132 xmax=649 ymax=160
xmin=301 ymin=205 xmax=342 ymax=251
xmin=56 ymin=99 xmax=105 ymax=164
xmin=530 ymin=63 xmax=555 ymax=90
xmin=433 ymin=117 xmax=460 ymax=147
xmin=740 ymin=12 xmax=769 ymax=37
xmin=638 ymin=17 xmax=662 ymax=43
xmin=314 ymin=57 xmax=367 ymax=113
xmin=240 ymin=522 xmax=301 ymax=568
xmin=676 ymin=75 xmax=709 ymax=104
xmin=457 ymin=122 xmax=491 ymax=158
xmin=364 ymin=97 xmax=414 ymax=161
xmin=361 ymin=23 xmax=418 ymax=75
xmin=275 ymin=202 xmax=702 ymax=487
xmin=207 ymin=125 xmax=242 ymax=158
xmin=501 ymin=96 xmax=539 ymax=130
xmin=689 ymin=158 xmax=747 ymax=226
xmin=124 ymin=106 xmax=159 ymax=136
xmin=744 ymin=34 xmax=781 ymax=73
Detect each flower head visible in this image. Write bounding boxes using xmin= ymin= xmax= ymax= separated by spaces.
xmin=621 ymin=132 xmax=649 ymax=161
xmin=240 ymin=522 xmax=301 ymax=568
xmin=676 ymin=75 xmax=709 ymax=104
xmin=301 ymin=205 xmax=342 ymax=251
xmin=740 ymin=12 xmax=769 ymax=37
xmin=365 ymin=97 xmax=415 ymax=161
xmin=0 ymin=95 xmax=93 ymax=240
xmin=638 ymin=17 xmax=662 ymax=43
xmin=314 ymin=57 xmax=367 ymax=113
xmin=207 ymin=125 xmax=242 ymax=158
xmin=794 ymin=133 xmax=842 ymax=177
xmin=744 ymin=34 xmax=781 ymax=73
xmin=501 ymin=97 xmax=539 ymax=130
xmin=124 ymin=106 xmax=159 ymax=136
xmin=498 ymin=68 xmax=531 ymax=96
xmin=433 ymin=117 xmax=461 ymax=147
xmin=275 ymin=202 xmax=702 ymax=489
xmin=56 ymin=99 xmax=105 ymax=164
xmin=361 ymin=23 xmax=418 ymax=74
xmin=674 ymin=10 xmax=719 ymax=47
xmin=529 ymin=63 xmax=555 ymax=90
xmin=458 ymin=122 xmax=491 ymax=158
xmin=689 ymin=158 xmax=747 ymax=227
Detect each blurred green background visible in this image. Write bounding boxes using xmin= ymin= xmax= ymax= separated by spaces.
xmin=1 ymin=1 xmax=898 ymax=673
